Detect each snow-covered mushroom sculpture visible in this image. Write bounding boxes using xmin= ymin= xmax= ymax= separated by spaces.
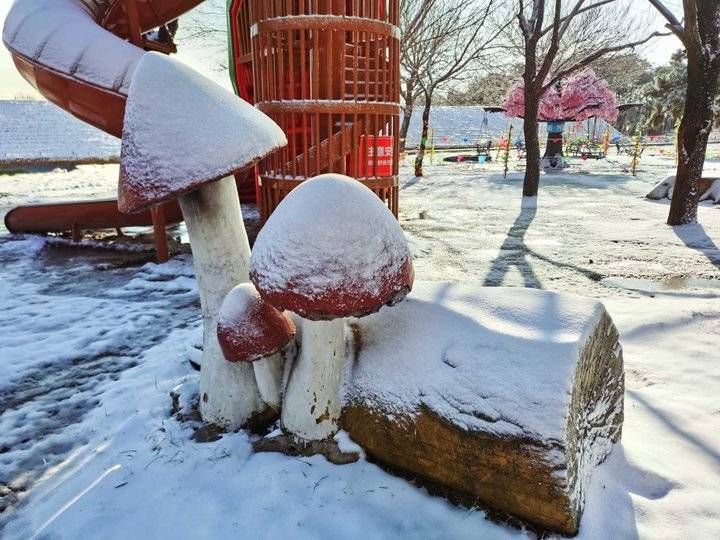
xmin=118 ymin=52 xmax=287 ymax=429
xmin=217 ymin=283 xmax=296 ymax=411
xmin=250 ymin=174 xmax=414 ymax=444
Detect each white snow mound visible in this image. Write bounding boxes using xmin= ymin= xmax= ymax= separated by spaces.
xmin=701 ymin=179 xmax=720 ymax=204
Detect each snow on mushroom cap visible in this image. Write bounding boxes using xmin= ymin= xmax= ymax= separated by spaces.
xmin=118 ymin=52 xmax=287 ymax=213
xmin=250 ymin=174 xmax=414 ymax=320
xmin=217 ymin=283 xmax=296 ymax=363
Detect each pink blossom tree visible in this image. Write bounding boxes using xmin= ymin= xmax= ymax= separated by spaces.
xmin=503 ymin=70 xmax=619 ymax=171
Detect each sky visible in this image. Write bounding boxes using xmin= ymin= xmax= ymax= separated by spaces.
xmin=0 ymin=0 xmax=684 ymax=100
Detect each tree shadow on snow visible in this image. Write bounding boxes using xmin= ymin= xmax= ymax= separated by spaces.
xmin=483 ymin=206 xmax=604 ymax=289
xmin=628 ymin=390 xmax=720 ymax=466
xmin=401 ymin=175 xmax=422 ymax=190
xmin=483 ymin=206 xmax=541 ymax=288
xmin=672 ymin=223 xmax=720 ymax=272
xmin=524 ymin=246 xmax=604 ymax=283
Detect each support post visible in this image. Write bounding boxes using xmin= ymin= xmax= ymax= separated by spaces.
xmin=150 ymin=205 xmax=169 ymax=263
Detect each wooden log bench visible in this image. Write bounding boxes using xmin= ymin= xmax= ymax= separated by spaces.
xmin=341 ymin=282 xmax=624 ymax=536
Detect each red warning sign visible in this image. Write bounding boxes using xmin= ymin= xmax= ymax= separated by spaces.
xmin=357 ymin=135 xmax=394 ymax=178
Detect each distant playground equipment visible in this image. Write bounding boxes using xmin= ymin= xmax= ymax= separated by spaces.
xmin=439 ymin=107 xmax=527 ymax=165
xmin=442 ymin=141 xmax=493 ymax=163
xmin=228 ymin=0 xmax=401 ymax=222
xmin=565 ymin=136 xmax=606 ymax=160
xmin=502 ymin=70 xmax=619 ymax=173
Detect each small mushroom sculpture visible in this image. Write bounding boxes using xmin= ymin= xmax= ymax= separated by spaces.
xmin=216 ymin=283 xmax=296 ymax=411
xmin=118 ymin=52 xmax=287 ymax=429
xmin=250 ymin=174 xmax=414 ymax=445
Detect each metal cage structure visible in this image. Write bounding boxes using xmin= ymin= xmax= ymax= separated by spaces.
xmin=230 ymin=0 xmax=400 ymax=221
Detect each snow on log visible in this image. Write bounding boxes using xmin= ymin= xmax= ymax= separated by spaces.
xmin=341 ymin=282 xmax=624 ymax=536
xmin=646 ymin=175 xmax=675 ymax=200
xmin=700 ymin=179 xmax=720 ymax=204
xmin=647 ymin=175 xmax=720 ymax=203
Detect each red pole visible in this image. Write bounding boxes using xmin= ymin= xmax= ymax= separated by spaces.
xmin=150 ymin=205 xmax=169 ymax=263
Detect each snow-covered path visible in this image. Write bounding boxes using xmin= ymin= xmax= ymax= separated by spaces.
xmin=0 ymin=241 xmax=200 ymax=515
xmin=0 ymin=152 xmax=719 ymax=538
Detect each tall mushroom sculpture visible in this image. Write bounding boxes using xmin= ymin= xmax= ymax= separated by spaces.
xmin=250 ymin=174 xmax=414 ymax=446
xmin=118 ymin=53 xmax=287 ymax=429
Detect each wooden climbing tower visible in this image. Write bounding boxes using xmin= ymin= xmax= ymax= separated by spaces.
xmin=229 ymin=0 xmax=401 ymax=221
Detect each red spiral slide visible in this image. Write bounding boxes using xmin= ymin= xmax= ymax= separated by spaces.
xmin=1 ymin=0 xmax=234 ymax=261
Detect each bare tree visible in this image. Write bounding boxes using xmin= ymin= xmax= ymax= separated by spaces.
xmin=514 ymin=0 xmax=666 ymax=199
xmin=411 ymin=0 xmax=509 ymax=176
xmin=399 ymin=0 xmax=435 ymax=150
xmin=647 ymin=0 xmax=720 ymax=225
xmin=175 ymin=0 xmax=230 ymax=72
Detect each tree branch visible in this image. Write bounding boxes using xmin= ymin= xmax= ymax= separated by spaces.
xmin=646 ymin=0 xmax=686 ymax=41
xmin=539 ymin=0 xmax=616 ymax=38
xmin=544 ymin=30 xmax=670 ymax=91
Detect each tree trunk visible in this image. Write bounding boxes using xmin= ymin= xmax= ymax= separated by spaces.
xmin=414 ymin=93 xmax=432 ymax=177
xmin=523 ymin=90 xmax=541 ymax=197
xmin=399 ymin=100 xmax=414 ymax=153
xmin=178 ymin=177 xmax=266 ymax=430
xmin=668 ymin=4 xmax=720 ymax=225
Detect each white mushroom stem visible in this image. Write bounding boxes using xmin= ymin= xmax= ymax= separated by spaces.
xmin=281 ymin=317 xmax=345 ymax=441
xmin=178 ymin=176 xmax=266 ymax=429
xmin=253 ymin=353 xmax=284 ymax=411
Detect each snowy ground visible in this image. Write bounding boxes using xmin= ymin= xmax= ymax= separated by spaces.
xmin=0 ymin=101 xmax=119 ymax=165
xmin=0 ymin=148 xmax=719 ymax=538
xmin=0 ymin=164 xmax=118 ymax=215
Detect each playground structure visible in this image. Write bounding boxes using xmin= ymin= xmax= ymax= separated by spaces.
xmin=4 ymin=199 xmax=183 ymax=261
xmin=2 ymin=4 xmax=630 ymax=535
xmin=3 ymin=0 xmax=401 ymax=258
xmin=228 ymin=0 xmax=401 ymax=221
xmin=1 ymin=0 xmax=208 ymax=261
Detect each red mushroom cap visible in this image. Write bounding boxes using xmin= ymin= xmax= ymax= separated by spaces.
xmin=250 ymin=174 xmax=414 ymax=321
xmin=217 ymin=283 xmax=296 ymax=363
xmin=118 ymin=53 xmax=286 ymax=214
